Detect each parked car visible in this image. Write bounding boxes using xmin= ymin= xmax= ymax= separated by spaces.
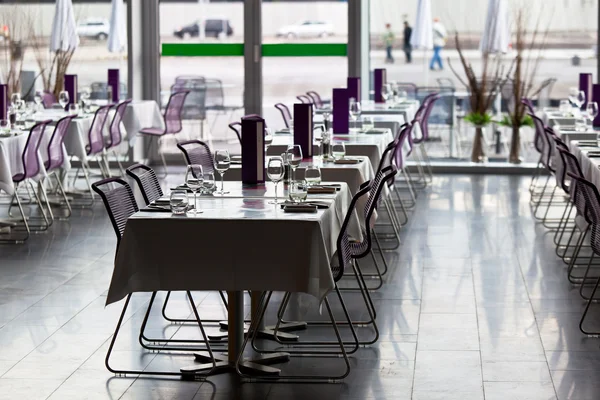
xmin=174 ymin=19 xmax=234 ymax=39
xmin=76 ymin=18 xmax=110 ymax=40
xmin=276 ymin=20 xmax=334 ymax=39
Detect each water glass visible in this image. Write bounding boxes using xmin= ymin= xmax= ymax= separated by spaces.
xmin=349 ymin=97 xmax=361 ymax=131
xmin=58 ymin=91 xmax=70 ymax=109
xmin=576 ymin=90 xmax=586 ymax=109
xmin=304 ymin=164 xmax=321 ymax=186
xmin=0 ymin=120 xmax=9 ymax=134
xmin=264 ymin=127 xmax=273 ymax=149
xmin=214 ymin=149 xmax=231 ymax=195
xmin=559 ymin=100 xmax=571 ymax=116
xmin=185 ymin=164 xmax=204 ymax=214
xmin=8 ymin=106 xmax=16 ymax=127
xmin=202 ymin=172 xmax=216 ymax=194
xmin=398 ymin=90 xmax=408 ymax=103
xmin=68 ymin=103 xmax=79 ymax=116
xmin=170 ymin=190 xmax=189 ymax=214
xmin=80 ymin=87 xmax=91 ymax=102
xmin=289 ymin=181 xmax=308 ymax=203
xmin=267 ymin=156 xmax=285 ymax=204
xmin=569 ymin=87 xmax=579 ymax=106
xmin=575 ymin=118 xmax=587 ymax=132
xmin=381 ymin=83 xmax=392 ymax=103
xmin=362 ymin=116 xmax=374 ymax=131
xmin=286 ymin=144 xmax=303 ymax=183
xmin=10 ymin=93 xmax=20 ymax=108
xmin=332 ymin=141 xmax=346 ymax=160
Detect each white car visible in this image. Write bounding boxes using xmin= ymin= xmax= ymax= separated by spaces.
xmin=76 ymin=18 xmax=110 ymax=40
xmin=276 ymin=20 xmax=334 ymax=39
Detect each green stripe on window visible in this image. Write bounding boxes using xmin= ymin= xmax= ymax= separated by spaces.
xmin=161 ymin=43 xmax=347 ymax=57
xmin=162 ymin=43 xmax=244 ymax=57
xmin=262 ymin=43 xmax=347 ymax=57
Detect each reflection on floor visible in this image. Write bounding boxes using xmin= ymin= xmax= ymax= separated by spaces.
xmin=0 ymin=174 xmax=598 ymax=399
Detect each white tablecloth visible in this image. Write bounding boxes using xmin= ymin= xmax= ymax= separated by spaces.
xmin=107 ymin=181 xmax=360 ymax=305
xmin=571 ymin=141 xmax=600 ymax=188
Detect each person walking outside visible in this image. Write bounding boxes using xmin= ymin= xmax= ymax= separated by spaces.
xmin=430 ymin=17 xmax=447 ymax=70
xmin=403 ymin=21 xmax=412 ymax=63
xmin=383 ymin=23 xmax=395 ymax=64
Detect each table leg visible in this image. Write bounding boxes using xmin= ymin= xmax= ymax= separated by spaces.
xmin=228 ymin=290 xmax=244 ymax=364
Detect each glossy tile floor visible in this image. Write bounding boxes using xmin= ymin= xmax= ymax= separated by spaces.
xmin=1 ymin=174 xmax=599 ymax=399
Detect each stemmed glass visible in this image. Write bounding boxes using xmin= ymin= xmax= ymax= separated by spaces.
xmin=264 ymin=127 xmax=273 ymax=151
xmin=587 ymin=102 xmax=599 ymax=128
xmin=58 ymin=91 xmax=70 ymax=109
xmin=575 ymin=90 xmax=586 ymax=110
xmin=80 ymin=87 xmax=91 ymax=112
xmin=185 ymin=164 xmax=204 ymax=215
xmin=33 ymin=91 xmax=43 ymax=110
xmin=569 ymin=87 xmax=579 ymax=107
xmin=349 ymin=98 xmax=361 ymax=132
xmin=214 ymin=149 xmax=231 ymax=195
xmin=286 ymin=144 xmax=303 ymax=183
xmin=267 ymin=156 xmax=285 ymax=205
xmin=0 ymin=120 xmax=9 ymax=135
xmin=10 ymin=93 xmax=20 ymax=108
xmin=381 ymin=83 xmax=392 ymax=103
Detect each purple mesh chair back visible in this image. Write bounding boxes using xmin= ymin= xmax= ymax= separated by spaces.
xmin=551 ymin=138 xmax=569 ymax=190
xmin=164 ymin=90 xmax=190 ymax=135
xmin=335 ymin=183 xmax=372 ymax=282
xmin=107 ymin=99 xmax=132 ymax=150
xmin=275 ymin=103 xmax=292 ymax=128
xmin=296 ymin=95 xmax=312 ymax=104
xmin=228 ymin=122 xmax=241 ymax=144
xmin=91 ymin=177 xmax=139 ymax=248
xmin=542 ymin=127 xmax=558 ymax=173
xmin=529 ymin=113 xmax=546 ymax=154
xmin=413 ymin=93 xmax=440 ymax=144
xmin=42 ymin=92 xmax=56 ymax=108
xmin=126 ymin=163 xmax=163 ymax=205
xmin=558 ymin=147 xmax=584 ymax=195
xmin=45 ymin=115 xmax=76 ymax=172
xmin=176 ymin=140 xmax=215 ymax=173
xmin=13 ymin=120 xmax=51 ymax=183
xmin=393 ymin=123 xmax=414 ymax=170
xmin=395 ymin=83 xmax=418 ymax=99
xmin=87 ymin=104 xmax=112 ymax=156
xmin=306 ymin=91 xmax=324 ymax=108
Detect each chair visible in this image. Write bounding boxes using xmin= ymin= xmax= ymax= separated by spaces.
xmin=228 ymin=122 xmax=242 ymax=144
xmin=296 ymin=94 xmax=312 ymax=104
xmin=537 ymin=78 xmax=557 ymax=110
xmin=306 ymin=91 xmax=324 ymax=108
xmin=125 ymin=163 xmax=163 ymax=205
xmin=104 ymin=99 xmax=132 ymax=176
xmin=89 ymin=81 xmax=127 ymax=101
xmin=176 ymin=140 xmax=215 ymax=173
xmin=139 ymin=90 xmax=190 ymax=175
xmin=204 ymin=78 xmax=244 ymax=134
xmin=437 ymin=77 xmax=455 ymax=89
xmin=275 ymin=103 xmax=292 ymax=128
xmin=42 ymin=92 xmax=56 ymax=108
xmin=43 ymin=114 xmax=76 ymax=219
xmin=394 ymin=82 xmax=418 ymax=99
xmin=91 ymin=177 xmax=216 ymax=377
xmin=172 ymin=80 xmax=208 ymax=144
xmin=239 ymin=184 xmax=372 ymax=382
xmin=1 ymin=120 xmax=52 ymax=243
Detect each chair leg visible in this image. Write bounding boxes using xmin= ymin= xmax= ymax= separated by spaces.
xmin=579 ymin=275 xmax=600 ymax=336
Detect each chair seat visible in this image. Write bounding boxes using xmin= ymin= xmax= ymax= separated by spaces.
xmin=12 ymin=173 xmax=25 ymax=183
xmin=139 ymin=127 xmax=166 ymax=136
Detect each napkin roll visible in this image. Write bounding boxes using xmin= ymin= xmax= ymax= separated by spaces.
xmin=374 ymin=68 xmax=387 ymax=103
xmin=593 ymin=84 xmax=600 ymax=127
xmin=0 ymin=84 xmax=6 ymax=120
xmin=293 ymin=103 xmax=313 ymax=157
xmin=347 ymin=77 xmax=361 ymax=102
xmin=579 ymin=73 xmax=593 ymax=111
xmin=241 ymin=115 xmax=265 ymax=183
xmin=64 ymin=74 xmax=78 ymax=111
xmin=332 ymin=88 xmax=349 ymax=134
xmin=108 ymin=69 xmax=120 ymax=103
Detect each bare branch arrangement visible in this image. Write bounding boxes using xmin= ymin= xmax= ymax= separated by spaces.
xmin=0 ymin=5 xmax=31 ymax=94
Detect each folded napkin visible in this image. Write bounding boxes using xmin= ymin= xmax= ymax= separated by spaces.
xmin=363 ymin=128 xmax=388 ymax=134
xmin=153 ymin=198 xmax=171 ymax=206
xmin=334 ymin=158 xmax=361 ymax=165
xmin=142 ymin=204 xmax=195 ymax=213
xmin=275 ymin=129 xmax=291 ymax=135
xmin=308 ymin=186 xmax=336 ymax=194
xmin=283 ymin=204 xmax=318 ymax=213
xmin=281 ymin=200 xmax=331 ymax=209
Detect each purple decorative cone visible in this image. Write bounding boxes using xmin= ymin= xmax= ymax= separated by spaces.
xmin=64 ymin=74 xmax=78 ymax=110
xmin=0 ymin=84 xmax=6 ymax=120
xmin=293 ymin=103 xmax=313 ymax=157
xmin=241 ymin=115 xmax=266 ymax=183
xmin=347 ymin=77 xmax=361 ymax=101
xmin=374 ymin=68 xmax=387 ymax=103
xmin=593 ymin=84 xmax=600 ymax=127
xmin=332 ymin=88 xmax=349 ymax=134
xmin=579 ymin=73 xmax=593 ymax=111
xmin=108 ymin=69 xmax=120 ymax=102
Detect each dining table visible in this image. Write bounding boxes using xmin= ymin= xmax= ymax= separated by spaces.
xmin=315 ymin=100 xmax=419 ymax=125
xmin=107 ymin=181 xmax=361 ymax=375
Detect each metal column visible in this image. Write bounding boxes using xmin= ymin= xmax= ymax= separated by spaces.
xmin=348 ymin=0 xmax=370 ymax=102
xmin=244 ymin=0 xmax=262 ymax=116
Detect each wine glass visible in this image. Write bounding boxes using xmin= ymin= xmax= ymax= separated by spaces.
xmin=214 ymin=149 xmax=231 ymax=195
xmin=185 ymin=164 xmax=204 ymax=215
xmin=58 ymin=91 xmax=70 ymax=109
xmin=587 ymin=102 xmax=599 ymax=127
xmin=381 ymin=83 xmax=392 ymax=103
xmin=569 ymin=87 xmax=579 ymax=107
xmin=170 ymin=189 xmax=189 ymax=215
xmin=349 ymin=98 xmax=361 ymax=132
xmin=559 ymin=100 xmax=571 ymax=116
xmin=332 ymin=141 xmax=346 ymax=160
xmin=202 ymin=172 xmax=216 ymax=195
xmin=289 ymin=181 xmax=308 ymax=203
xmin=264 ymin=127 xmax=273 ymax=150
xmin=575 ymin=90 xmax=586 ymax=110
xmin=304 ymin=164 xmax=321 ymax=186
xmin=286 ymin=144 xmax=303 ymax=183
xmin=267 ymin=156 xmax=285 ymax=205
xmin=8 ymin=106 xmax=16 ymax=127
xmin=10 ymin=93 xmax=20 ymax=108
xmin=68 ymin=104 xmax=79 ymax=116
xmin=0 ymin=120 xmax=9 ymax=135
xmin=80 ymin=87 xmax=91 ymax=102
xmin=33 ymin=91 xmax=43 ymax=109
xmin=398 ymin=90 xmax=408 ymax=103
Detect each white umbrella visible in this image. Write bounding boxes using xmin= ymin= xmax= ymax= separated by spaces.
xmin=410 ymin=0 xmax=433 ymax=50
xmin=108 ymin=0 xmax=126 ymax=53
xmin=480 ymin=0 xmax=510 ymax=54
xmin=49 ymin=0 xmax=79 ymax=52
